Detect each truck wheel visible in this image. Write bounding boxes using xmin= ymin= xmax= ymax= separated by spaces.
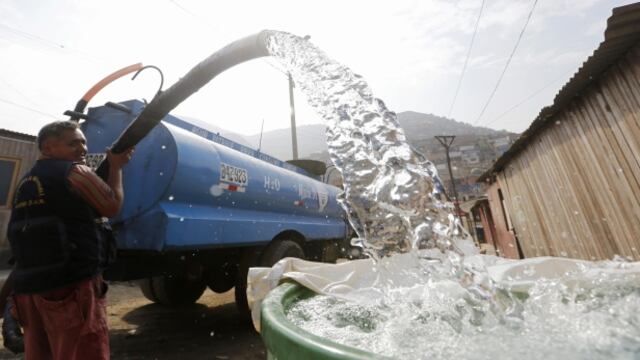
xmin=235 ymin=247 xmax=263 ymax=318
xmin=259 ymin=240 xmax=305 ymax=267
xmin=205 ymin=262 xmax=238 ymax=293
xmin=139 ymin=278 xmax=160 ymax=303
xmin=139 ymin=275 xmax=206 ymax=306
xmin=307 ymin=240 xmax=340 ymax=263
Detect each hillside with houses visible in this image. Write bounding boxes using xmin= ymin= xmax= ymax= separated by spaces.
xmin=275 ymin=112 xmax=519 ymax=201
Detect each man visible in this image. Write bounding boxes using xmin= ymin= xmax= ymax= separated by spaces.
xmin=6 ymin=120 xmax=133 ymax=359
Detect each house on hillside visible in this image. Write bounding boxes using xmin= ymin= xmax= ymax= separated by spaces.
xmin=0 ymin=129 xmax=39 ymax=267
xmin=461 ymin=150 xmax=480 ymax=165
xmin=476 ymin=3 xmax=640 ymax=260
xmin=456 ymin=144 xmax=481 ymax=165
xmin=490 ymin=136 xmax=514 ymax=156
xmin=448 ymin=150 xmax=462 ymax=160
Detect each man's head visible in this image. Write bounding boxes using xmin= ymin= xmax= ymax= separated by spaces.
xmin=37 ymin=121 xmax=87 ymax=164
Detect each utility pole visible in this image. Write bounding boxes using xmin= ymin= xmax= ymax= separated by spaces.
xmin=288 ymin=72 xmax=299 ymax=160
xmin=435 ymin=135 xmax=461 ymax=215
xmin=258 ymin=118 xmax=265 ymax=152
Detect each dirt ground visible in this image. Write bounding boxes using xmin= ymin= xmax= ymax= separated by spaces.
xmin=0 ymin=282 xmax=267 ymax=360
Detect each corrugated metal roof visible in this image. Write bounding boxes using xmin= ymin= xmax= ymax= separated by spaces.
xmin=478 ymin=2 xmax=640 ymax=183
xmin=0 ymin=128 xmax=36 ymax=142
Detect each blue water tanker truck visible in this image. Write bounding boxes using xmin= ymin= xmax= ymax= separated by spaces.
xmin=64 ymin=31 xmax=351 ymax=313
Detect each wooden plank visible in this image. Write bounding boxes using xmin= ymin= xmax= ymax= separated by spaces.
xmin=545 ymin=111 xmax=604 ymax=259
xmin=564 ymin=101 xmax=623 ymax=258
xmin=573 ymin=98 xmax=630 ymax=258
xmin=553 ymin=108 xmax=607 ymax=259
xmin=601 ymin=66 xmax=640 ymax=257
xmin=590 ymin=81 xmax=640 ymax=256
xmin=505 ymin=146 xmax=554 ymax=256
xmin=498 ymin=164 xmax=539 ymax=256
xmin=533 ymin=125 xmax=583 ymax=257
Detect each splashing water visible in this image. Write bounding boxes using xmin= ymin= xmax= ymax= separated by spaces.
xmin=287 ymin=256 xmax=640 ymax=359
xmin=267 ymin=32 xmax=473 ymax=260
xmin=264 ymin=31 xmax=640 ymax=359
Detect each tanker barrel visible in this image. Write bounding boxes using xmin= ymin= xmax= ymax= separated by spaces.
xmin=96 ymin=30 xmax=274 ymax=178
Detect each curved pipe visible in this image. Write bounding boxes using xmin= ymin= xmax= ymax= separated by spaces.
xmin=108 ymin=30 xmax=274 ymax=154
xmin=131 ymin=65 xmax=164 ymax=95
xmin=68 ymin=63 xmax=143 ymax=121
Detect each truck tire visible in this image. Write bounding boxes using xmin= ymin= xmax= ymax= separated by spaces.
xmin=139 ymin=275 xmax=206 ymax=306
xmin=235 ymin=247 xmax=263 ymax=318
xmin=259 ymin=240 xmax=305 ymax=267
xmin=139 ymin=278 xmax=159 ymax=303
xmin=234 ymin=241 xmax=305 ymax=319
xmin=306 ymin=240 xmax=340 ymax=263
xmin=205 ymin=262 xmax=238 ymax=293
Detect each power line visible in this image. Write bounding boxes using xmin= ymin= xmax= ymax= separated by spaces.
xmin=262 ymin=58 xmax=289 ymax=77
xmin=448 ymin=0 xmax=485 ymax=118
xmin=0 ymin=23 xmax=106 ymax=63
xmin=484 ymin=68 xmax=574 ymax=127
xmin=167 ymin=0 xmax=289 ymax=78
xmin=0 ymin=76 xmax=39 ymax=107
xmin=473 ymin=0 xmax=539 ymax=125
xmin=168 ymin=0 xmax=217 ymax=32
xmin=0 ymin=97 xmax=58 ymax=119
xmin=0 ymin=23 xmax=64 ymax=50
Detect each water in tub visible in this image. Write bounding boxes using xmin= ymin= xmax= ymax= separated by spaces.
xmin=265 ymin=31 xmax=640 ymax=360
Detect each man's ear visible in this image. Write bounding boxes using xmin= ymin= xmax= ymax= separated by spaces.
xmin=40 ymin=137 xmax=56 ymax=156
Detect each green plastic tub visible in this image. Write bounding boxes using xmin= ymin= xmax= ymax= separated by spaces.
xmin=260 ymin=282 xmax=390 ymax=360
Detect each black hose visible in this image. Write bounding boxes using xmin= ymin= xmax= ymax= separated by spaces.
xmin=110 ymin=30 xmax=273 ymax=154
xmin=96 ymin=30 xmax=273 ymax=178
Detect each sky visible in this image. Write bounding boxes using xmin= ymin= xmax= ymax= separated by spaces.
xmin=0 ymin=0 xmax=635 ymax=140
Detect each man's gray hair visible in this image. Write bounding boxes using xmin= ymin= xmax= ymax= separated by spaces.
xmin=37 ymin=121 xmax=80 ymax=150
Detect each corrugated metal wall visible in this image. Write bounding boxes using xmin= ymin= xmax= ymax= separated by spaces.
xmin=0 ymin=135 xmax=39 ymax=255
xmin=0 ymin=134 xmax=39 ymax=202
xmin=496 ymin=44 xmax=640 ymax=260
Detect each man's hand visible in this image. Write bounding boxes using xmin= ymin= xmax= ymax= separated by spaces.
xmin=103 ymin=146 xmax=134 ymax=217
xmin=106 ymin=147 xmax=134 ymax=170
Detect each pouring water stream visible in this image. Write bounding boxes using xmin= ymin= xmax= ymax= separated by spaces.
xmin=261 ymin=31 xmax=640 ymax=359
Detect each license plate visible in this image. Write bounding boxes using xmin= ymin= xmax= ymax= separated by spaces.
xmin=220 ymin=163 xmax=248 ymax=186
xmin=85 ymin=153 xmax=106 ymax=171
